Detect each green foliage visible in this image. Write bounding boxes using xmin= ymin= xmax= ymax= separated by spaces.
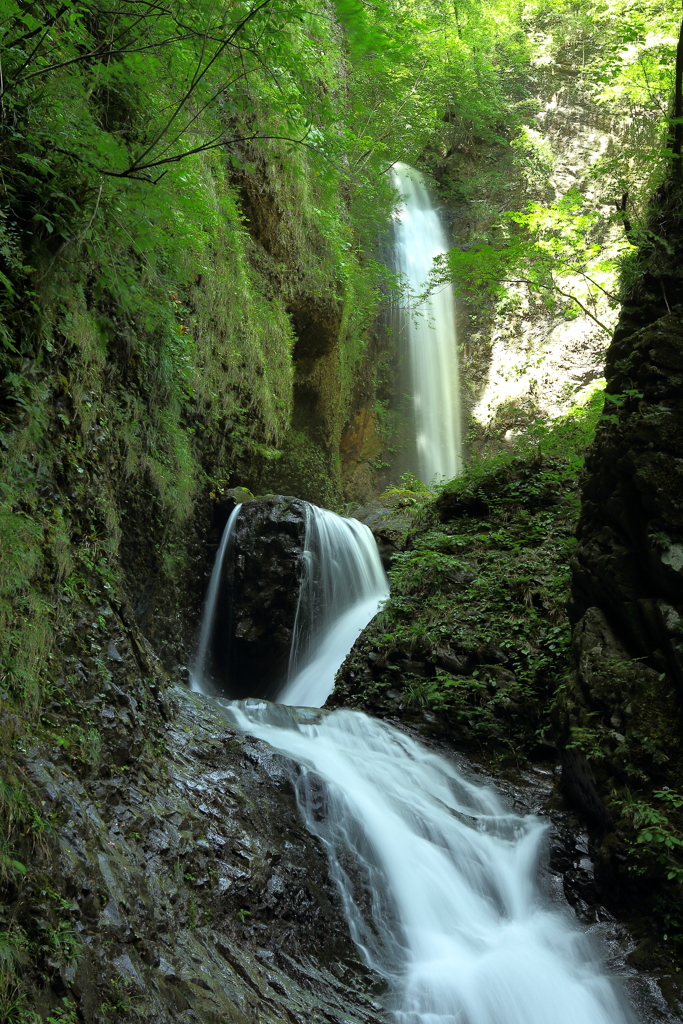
xmin=0 ymin=926 xmax=29 ymax=1024
xmin=340 ymin=387 xmax=603 ymax=755
xmin=0 ymin=0 xmax=407 ymax=726
xmin=414 ymin=0 xmax=680 ymax=348
xmin=443 ymin=381 xmax=605 ymax=499
xmin=430 ymin=191 xmax=627 ymax=334
xmin=612 ymin=788 xmax=683 ymax=887
xmin=44 ymin=1000 xmax=80 ymax=1024
xmin=398 ymin=472 xmax=434 ymax=494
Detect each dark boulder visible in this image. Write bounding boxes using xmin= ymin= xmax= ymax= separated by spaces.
xmin=209 ymin=496 xmax=308 ymax=700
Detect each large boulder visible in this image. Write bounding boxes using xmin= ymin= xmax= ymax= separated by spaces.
xmin=209 ymin=496 xmax=308 ymax=700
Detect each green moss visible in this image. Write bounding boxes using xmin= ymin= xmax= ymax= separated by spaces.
xmin=262 ymin=430 xmax=343 ymax=510
xmin=334 ymin=389 xmax=605 ymax=759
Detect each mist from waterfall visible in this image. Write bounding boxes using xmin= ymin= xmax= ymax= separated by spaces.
xmin=225 ymin=701 xmax=631 ymax=1024
xmin=391 ymin=162 xmax=462 ymax=485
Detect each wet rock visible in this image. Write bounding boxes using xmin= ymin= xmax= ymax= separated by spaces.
xmin=21 ymin=685 xmax=389 ymax=1024
xmin=219 ymin=485 xmax=255 ymax=515
xmin=477 ymin=643 xmax=509 ymax=665
xmin=209 ymin=486 xmax=256 ymax=543
xmin=435 ymin=648 xmax=470 ymax=675
xmin=350 ymin=494 xmax=420 ymax=568
xmin=210 ymin=496 xmax=308 ymax=700
xmin=486 ymin=665 xmax=518 ymax=690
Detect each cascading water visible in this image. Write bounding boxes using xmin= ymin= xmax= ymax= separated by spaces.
xmin=192 ymin=504 xmax=629 ymax=1020
xmin=189 ymin=504 xmax=241 ymax=695
xmin=279 ymin=503 xmax=389 ymax=707
xmin=190 ymin=500 xmax=388 ymax=705
xmin=225 ymin=702 xmax=630 ymax=1024
xmin=391 ymin=162 xmax=462 ymax=485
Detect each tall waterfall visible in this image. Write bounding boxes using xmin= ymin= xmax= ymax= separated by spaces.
xmin=391 ymin=162 xmax=462 ymax=485
xmin=190 ymin=501 xmax=388 ymax=706
xmin=279 ymin=503 xmax=389 ymax=707
xmin=226 ymin=702 xmax=630 ymax=1024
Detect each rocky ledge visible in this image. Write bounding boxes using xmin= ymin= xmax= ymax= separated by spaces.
xmin=10 ymin=677 xmax=388 ymax=1022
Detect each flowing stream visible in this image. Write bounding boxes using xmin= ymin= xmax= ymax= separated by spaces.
xmin=193 ymin=500 xmax=632 ymax=1023
xmin=391 ymin=162 xmax=462 ymax=484
xmin=226 ymin=701 xmax=630 ymax=1024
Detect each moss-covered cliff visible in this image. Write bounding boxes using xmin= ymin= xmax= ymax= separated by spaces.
xmin=559 ymin=164 xmax=683 ymax=952
xmin=0 ymin=2 xmax=398 ymax=1015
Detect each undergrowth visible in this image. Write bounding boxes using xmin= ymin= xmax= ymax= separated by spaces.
xmin=334 ymin=384 xmax=605 ymax=761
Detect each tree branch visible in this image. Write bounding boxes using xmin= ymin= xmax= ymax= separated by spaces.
xmin=614 ymin=191 xmax=635 ymax=243
xmin=3 ymin=3 xmax=70 ymax=50
xmin=505 ymin=278 xmax=611 ymax=334
xmin=53 ymin=128 xmax=343 ymax=183
xmin=122 ymin=0 xmax=276 ymax=176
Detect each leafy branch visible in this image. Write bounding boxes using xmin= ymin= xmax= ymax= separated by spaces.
xmin=425 ymin=190 xmax=631 ymax=336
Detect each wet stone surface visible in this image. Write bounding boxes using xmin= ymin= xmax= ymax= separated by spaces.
xmin=209 ymin=496 xmax=309 ymax=701
xmin=22 ymin=685 xmax=389 ymax=1024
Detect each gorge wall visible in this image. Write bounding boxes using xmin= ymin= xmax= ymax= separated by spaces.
xmin=0 ymin=137 xmax=393 ymax=1014
xmin=560 ymin=172 xmax=683 ymax=925
xmin=0 ymin=9 xmax=396 ymax=1015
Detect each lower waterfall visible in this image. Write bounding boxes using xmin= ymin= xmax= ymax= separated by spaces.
xmin=194 ymin=498 xmax=631 ymax=1023
xmin=191 ymin=500 xmax=388 ymax=704
xmin=279 ymin=503 xmax=389 ymax=707
xmin=225 ymin=702 xmax=630 ymax=1024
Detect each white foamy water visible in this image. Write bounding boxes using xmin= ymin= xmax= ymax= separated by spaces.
xmin=189 ymin=504 xmax=241 ymax=694
xmin=225 ymin=702 xmax=631 ymax=1024
xmin=391 ymin=162 xmax=462 ymax=484
xmin=279 ymin=504 xmax=389 ymax=707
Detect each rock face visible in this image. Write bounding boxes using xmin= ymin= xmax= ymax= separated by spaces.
xmin=209 ymin=497 xmax=309 ymax=701
xmin=348 ymin=492 xmax=421 ymax=569
xmin=563 ymin=175 xmax=683 ymax=907
xmin=562 ymin=306 xmax=683 ymax=901
xmin=571 ymin=309 xmax=683 ymax=683
xmin=17 ymin=685 xmax=388 ymax=1022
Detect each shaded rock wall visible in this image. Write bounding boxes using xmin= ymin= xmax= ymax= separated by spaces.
xmin=563 ymin=176 xmax=683 ymax=901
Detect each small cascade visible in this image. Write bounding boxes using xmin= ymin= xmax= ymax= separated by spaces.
xmin=191 ymin=500 xmax=388 ymax=706
xmin=189 ymin=504 xmax=241 ymax=695
xmin=226 ymin=702 xmax=630 ymax=1024
xmin=391 ymin=162 xmax=462 ymax=485
xmin=279 ymin=504 xmax=389 ymax=707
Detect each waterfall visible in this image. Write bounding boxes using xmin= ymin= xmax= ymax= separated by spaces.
xmin=191 ymin=501 xmax=388 ymax=706
xmin=279 ymin=504 xmax=389 ymax=707
xmin=189 ymin=504 xmax=241 ymax=695
xmin=195 ymin=506 xmax=630 ymax=1023
xmin=391 ymin=162 xmax=462 ymax=485
xmin=225 ymin=702 xmax=630 ymax=1024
